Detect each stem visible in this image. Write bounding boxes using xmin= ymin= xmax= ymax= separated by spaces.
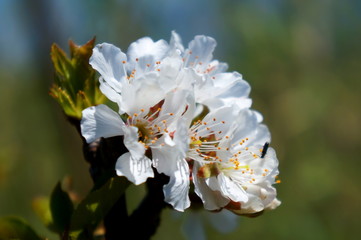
xmin=69 ymin=117 xmax=168 ymax=239
xmin=103 ymin=194 xmax=128 ymax=240
xmin=127 ymin=171 xmax=169 ymax=239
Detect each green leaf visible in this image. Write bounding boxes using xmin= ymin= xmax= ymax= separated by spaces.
xmin=32 ymin=197 xmax=58 ymax=232
xmin=50 ymin=38 xmax=107 ymax=120
xmin=70 ymin=177 xmax=130 ymax=235
xmin=50 ymin=182 xmax=74 ymax=233
xmin=0 ymin=216 xmax=43 ymax=240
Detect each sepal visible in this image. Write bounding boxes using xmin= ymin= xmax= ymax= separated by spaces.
xmin=50 ymin=38 xmax=107 ymax=119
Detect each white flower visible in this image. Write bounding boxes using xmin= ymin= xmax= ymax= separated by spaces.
xmin=80 ymin=32 xmax=281 ymax=214
xmin=169 ymin=31 xmax=252 ymax=111
xmin=89 ymin=40 xmax=182 ymax=113
xmin=81 ymin=37 xmax=200 ymax=211
xmin=189 ymin=107 xmax=281 ymax=214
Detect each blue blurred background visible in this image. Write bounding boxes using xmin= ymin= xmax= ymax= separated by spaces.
xmin=0 ymin=0 xmax=360 ymax=239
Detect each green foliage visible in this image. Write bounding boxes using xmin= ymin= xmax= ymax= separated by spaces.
xmin=50 ymin=182 xmax=74 ymax=234
xmin=49 ymin=38 xmax=107 ymax=119
xmin=32 ymin=197 xmax=56 ymax=233
xmin=0 ymin=217 xmax=43 ymax=240
xmin=69 ymin=177 xmax=130 ymax=238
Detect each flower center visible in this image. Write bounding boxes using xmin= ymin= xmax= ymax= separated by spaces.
xmin=126 ymin=104 xmax=173 ymax=150
xmin=187 ymin=118 xmax=228 ymax=163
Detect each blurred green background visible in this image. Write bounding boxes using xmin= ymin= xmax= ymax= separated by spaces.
xmin=0 ymin=0 xmax=360 ymax=239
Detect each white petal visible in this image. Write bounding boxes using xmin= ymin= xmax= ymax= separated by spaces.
xmin=235 ymin=184 xmax=268 ymax=213
xmin=215 ymin=78 xmax=251 ymax=103
xmin=81 ymin=105 xmax=124 ymax=143
xmin=164 ymin=134 xmax=175 ymax=146
xmin=212 ymin=72 xmax=243 ymax=89
xmin=121 ymin=75 xmax=166 ymax=114
xmin=151 ymin=143 xmax=178 ymax=175
xmin=163 ymin=159 xmax=190 ymax=211
xmin=90 ymin=43 xmax=127 ymax=89
xmin=98 ymin=77 xmax=122 ymax=107
xmin=175 ymin=68 xmax=199 ymax=91
xmin=115 ymin=152 xmax=154 ymax=185
xmin=246 ymin=124 xmax=271 ymax=147
xmin=231 ymin=109 xmax=261 ymax=145
xmin=186 ymin=35 xmax=216 ymax=66
xmin=203 ymin=97 xmax=252 ymax=112
xmin=123 ymin=126 xmax=145 ymax=160
xmin=156 ymin=52 xmax=183 ymax=92
xmin=127 ymin=37 xmax=169 ymax=63
xmin=169 ymin=31 xmax=184 ymax=52
xmin=158 ymin=89 xmax=191 ymax=128
xmin=265 ymin=198 xmax=281 ymax=210
xmin=208 ymin=60 xmax=228 ymax=74
xmin=193 ymin=163 xmax=229 ymax=210
xmin=151 ymin=125 xmax=188 ymax=176
xmin=173 ymin=120 xmax=191 ymax=155
xmin=217 ymin=173 xmax=248 ymax=203
xmin=198 ymin=106 xmax=236 ymax=139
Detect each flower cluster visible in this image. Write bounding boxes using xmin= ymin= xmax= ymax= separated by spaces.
xmin=81 ymin=32 xmax=281 ymax=214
